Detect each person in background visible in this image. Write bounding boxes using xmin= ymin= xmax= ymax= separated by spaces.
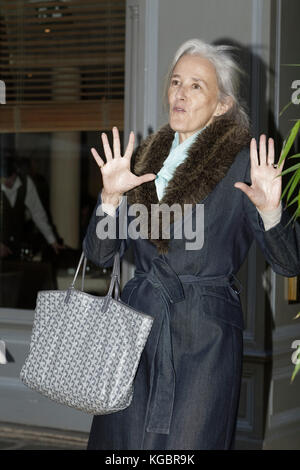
xmin=0 ymin=156 xmax=63 ymax=259
xmin=17 ymin=156 xmax=64 ymax=260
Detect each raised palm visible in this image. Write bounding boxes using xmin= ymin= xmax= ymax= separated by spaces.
xmin=91 ymin=127 xmax=156 ymax=201
xmin=234 ymin=135 xmax=284 ymax=211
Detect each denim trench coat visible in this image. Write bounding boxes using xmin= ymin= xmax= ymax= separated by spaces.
xmin=83 ymin=120 xmax=300 ymax=450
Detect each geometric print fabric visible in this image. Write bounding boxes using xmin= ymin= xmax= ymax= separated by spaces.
xmin=20 ymin=288 xmax=153 ymax=415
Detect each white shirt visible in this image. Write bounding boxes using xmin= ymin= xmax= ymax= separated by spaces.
xmin=1 ymin=175 xmax=56 ymax=245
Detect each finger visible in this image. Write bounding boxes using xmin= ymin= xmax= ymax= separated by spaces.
xmin=267 ymin=138 xmax=275 ymax=166
xmin=272 ymin=160 xmax=285 ymax=175
xmin=278 ymin=155 xmax=285 ymax=173
xmin=101 ymin=132 xmax=113 ymax=161
xmin=91 ymin=148 xmax=105 ymax=169
xmin=124 ymin=131 xmax=135 ymax=159
xmin=259 ymin=134 xmax=267 ymax=166
xmin=276 ymin=147 xmax=286 ymax=173
xmin=250 ymin=138 xmax=259 ymax=168
xmin=112 ymin=126 xmax=121 ymax=158
xmin=234 ymin=182 xmax=253 ymax=199
xmin=135 ymin=173 xmax=156 ymax=185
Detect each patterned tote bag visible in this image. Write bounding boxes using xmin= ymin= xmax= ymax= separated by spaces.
xmin=20 ymin=251 xmax=153 ymax=414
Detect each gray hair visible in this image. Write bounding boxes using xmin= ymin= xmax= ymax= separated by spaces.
xmin=163 ymin=38 xmax=250 ymax=129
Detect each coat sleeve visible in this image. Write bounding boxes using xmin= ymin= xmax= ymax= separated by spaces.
xmin=242 ymin=159 xmax=300 ymax=277
xmin=82 ymin=192 xmax=131 ymax=268
xmin=82 ymin=138 xmax=150 ymax=268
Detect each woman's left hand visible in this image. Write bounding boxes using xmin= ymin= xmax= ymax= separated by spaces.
xmin=234 ymin=134 xmax=284 ymax=211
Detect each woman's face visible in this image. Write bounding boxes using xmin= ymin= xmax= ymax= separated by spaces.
xmin=168 ymin=54 xmax=229 ymax=143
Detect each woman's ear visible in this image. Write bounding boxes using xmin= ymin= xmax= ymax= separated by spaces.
xmin=214 ymin=96 xmax=234 ymax=117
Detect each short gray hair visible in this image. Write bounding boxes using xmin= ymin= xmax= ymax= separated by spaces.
xmin=163 ymin=38 xmax=250 ymax=128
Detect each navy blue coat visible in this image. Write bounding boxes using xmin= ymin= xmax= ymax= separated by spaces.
xmin=83 ymin=119 xmax=300 ymax=450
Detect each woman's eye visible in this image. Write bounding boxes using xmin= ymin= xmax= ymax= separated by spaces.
xmin=192 ymin=83 xmax=201 ymax=90
xmin=171 ymin=79 xmax=179 ymax=86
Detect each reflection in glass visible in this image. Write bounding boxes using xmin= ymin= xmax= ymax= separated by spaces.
xmin=0 ymin=1 xmax=125 ymax=309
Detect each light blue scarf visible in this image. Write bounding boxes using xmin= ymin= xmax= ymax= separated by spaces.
xmin=155 ymin=127 xmax=206 ymax=201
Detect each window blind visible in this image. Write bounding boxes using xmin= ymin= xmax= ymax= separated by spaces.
xmin=0 ymin=0 xmax=125 ymax=132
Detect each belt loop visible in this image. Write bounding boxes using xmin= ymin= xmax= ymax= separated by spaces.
xmin=229 ymin=273 xmax=243 ymax=295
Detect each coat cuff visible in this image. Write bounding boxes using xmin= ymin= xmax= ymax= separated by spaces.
xmin=256 ymin=201 xmax=283 ymax=231
xmin=98 ymin=194 xmax=125 ymax=217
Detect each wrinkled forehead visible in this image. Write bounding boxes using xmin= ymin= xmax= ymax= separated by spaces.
xmin=170 ymin=54 xmax=219 ymax=93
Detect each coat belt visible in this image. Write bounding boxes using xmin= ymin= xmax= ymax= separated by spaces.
xmin=134 ymin=257 xmax=242 ymax=436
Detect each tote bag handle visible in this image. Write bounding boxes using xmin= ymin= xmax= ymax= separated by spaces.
xmin=65 ymin=251 xmax=121 ymax=304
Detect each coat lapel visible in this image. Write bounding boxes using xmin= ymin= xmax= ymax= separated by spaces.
xmin=126 ymin=117 xmax=251 ymax=253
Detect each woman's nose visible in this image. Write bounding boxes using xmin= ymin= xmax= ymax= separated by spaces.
xmin=175 ymin=85 xmax=186 ymax=100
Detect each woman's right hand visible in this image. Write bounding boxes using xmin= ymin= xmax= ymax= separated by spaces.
xmin=91 ymin=127 xmax=156 ymax=206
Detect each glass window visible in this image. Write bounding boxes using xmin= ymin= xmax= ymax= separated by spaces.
xmin=0 ymin=0 xmax=125 ymax=309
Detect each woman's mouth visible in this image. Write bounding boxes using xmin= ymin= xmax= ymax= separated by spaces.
xmin=173 ymin=106 xmax=186 ymax=112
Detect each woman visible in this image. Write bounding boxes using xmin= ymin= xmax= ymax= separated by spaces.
xmin=83 ymin=39 xmax=300 ymax=450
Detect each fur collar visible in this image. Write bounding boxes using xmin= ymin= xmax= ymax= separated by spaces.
xmin=126 ymin=117 xmax=251 ymax=253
